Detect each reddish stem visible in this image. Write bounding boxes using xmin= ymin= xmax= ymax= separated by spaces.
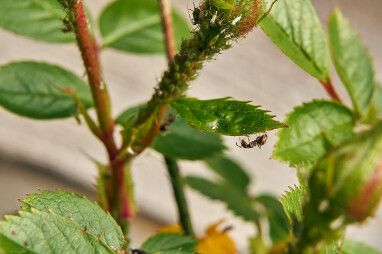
xmin=69 ymin=0 xmax=134 ymax=230
xmin=320 ymin=80 xmax=342 ymax=103
xmin=110 ymin=159 xmax=133 ymax=223
xmin=158 ymin=0 xmax=176 ymax=63
xmin=72 ymin=2 xmax=113 ymax=136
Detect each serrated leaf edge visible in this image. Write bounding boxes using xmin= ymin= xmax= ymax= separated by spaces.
xmin=1 ymin=207 xmax=115 ymax=253
xmin=19 ymin=189 xmax=126 ymax=250
xmin=272 ymin=99 xmax=354 ymax=164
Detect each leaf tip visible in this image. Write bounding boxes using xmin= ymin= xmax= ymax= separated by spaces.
xmin=332 ymin=5 xmax=341 ymax=13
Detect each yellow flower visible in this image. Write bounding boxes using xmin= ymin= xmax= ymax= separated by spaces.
xmin=196 ymin=220 xmax=236 ymax=254
xmin=158 ymin=224 xmax=183 ymax=234
xmin=158 ymin=220 xmax=236 ymax=254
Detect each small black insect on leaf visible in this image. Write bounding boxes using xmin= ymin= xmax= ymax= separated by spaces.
xmin=236 ymin=133 xmax=268 ymax=149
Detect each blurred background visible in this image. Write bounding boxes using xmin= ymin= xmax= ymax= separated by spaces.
xmin=0 ymin=0 xmax=381 ymax=252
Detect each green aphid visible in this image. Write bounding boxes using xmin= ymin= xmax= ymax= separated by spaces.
xmin=208 ymin=35 xmax=220 ymax=46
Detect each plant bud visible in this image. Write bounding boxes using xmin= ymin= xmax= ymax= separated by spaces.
xmin=195 ymin=0 xmax=266 ymax=41
xmin=301 ymin=121 xmax=382 ymax=246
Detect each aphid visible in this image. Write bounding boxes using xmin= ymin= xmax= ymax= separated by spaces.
xmin=62 ymin=16 xmax=73 ymax=33
xmin=210 ymin=11 xmax=218 ymax=24
xmin=231 ymin=14 xmax=242 ymax=25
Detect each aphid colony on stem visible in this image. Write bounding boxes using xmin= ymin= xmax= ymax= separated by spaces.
xmin=236 ymin=132 xmax=268 ymax=149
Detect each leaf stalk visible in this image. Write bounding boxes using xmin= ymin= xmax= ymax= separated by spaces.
xmin=320 ymin=80 xmax=342 ymax=103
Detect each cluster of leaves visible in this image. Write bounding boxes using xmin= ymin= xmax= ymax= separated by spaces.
xmin=0 ymin=0 xmax=285 ymax=150
xmin=0 ymin=0 xmax=288 ymax=252
xmin=187 ymin=155 xmax=290 ymax=252
xmin=150 ymin=0 xmax=382 ymax=252
xmin=259 ymin=0 xmax=382 ymax=252
xmin=126 ymin=0 xmax=286 ymax=155
xmin=0 ymin=0 xmax=187 ymax=120
xmin=0 ymin=190 xmax=198 ymax=253
xmin=144 ymin=0 xmax=382 ymax=252
xmin=0 ymin=0 xmax=382 ymax=253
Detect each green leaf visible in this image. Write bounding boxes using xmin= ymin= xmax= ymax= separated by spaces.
xmin=375 ymin=83 xmax=382 ymax=114
xmin=186 ymin=176 xmax=260 ymax=222
xmin=117 ymin=104 xmax=226 ymax=160
xmin=117 ymin=103 xmax=164 ymax=154
xmin=341 ymin=240 xmax=382 ymax=254
xmin=0 ymin=61 xmax=93 ymax=119
xmin=116 ymin=103 xmax=145 ymax=149
xmin=295 ymin=162 xmax=315 ymax=191
xmin=131 ymin=109 xmax=163 ymax=154
xmin=322 ymin=241 xmax=340 ymax=254
xmin=170 ymin=98 xmax=287 ymax=136
xmin=116 ymin=103 xmax=146 ymax=126
xmin=99 ymin=0 xmax=190 ymax=54
xmin=255 ymin=195 xmax=290 ymax=243
xmin=95 ymin=161 xmax=109 ymax=211
xmin=0 ymin=209 xmax=114 ymax=254
xmin=205 ymin=155 xmax=250 ymax=192
xmin=249 ymin=236 xmax=268 ymax=254
xmin=0 ymin=0 xmax=75 ymax=43
xmin=260 ymin=0 xmax=331 ymax=82
xmin=280 ymin=186 xmax=304 ymax=223
xmin=211 ymin=0 xmax=237 ymax=10
xmin=141 ymin=233 xmax=198 ymax=254
xmin=328 ymin=8 xmax=375 ymax=117
xmin=21 ymin=189 xmax=125 ymax=251
xmin=273 ymin=100 xmax=355 ymax=165
xmin=151 ymin=116 xmax=226 ymax=160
